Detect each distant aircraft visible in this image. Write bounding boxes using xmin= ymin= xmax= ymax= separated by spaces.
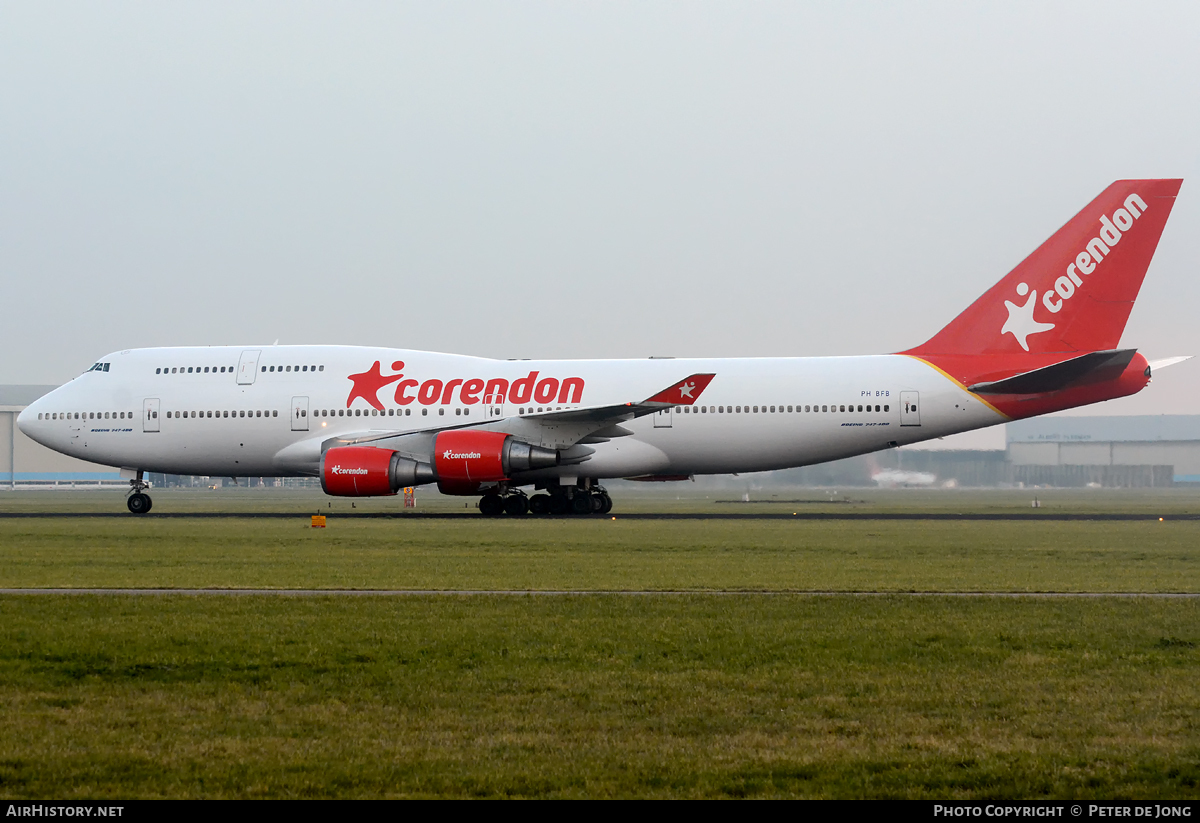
xmin=18 ymin=180 xmax=1190 ymax=515
xmin=871 ymin=469 xmax=938 ymax=488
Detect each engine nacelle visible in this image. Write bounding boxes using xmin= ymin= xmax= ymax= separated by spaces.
xmin=321 ymin=446 xmax=435 ymax=497
xmin=432 ymin=430 xmax=558 ymax=495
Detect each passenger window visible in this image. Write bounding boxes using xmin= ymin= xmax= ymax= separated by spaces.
xmin=156 ymin=368 xmax=161 ymax=374
xmin=262 ymin=366 xmax=267 ymax=372
xmin=884 ymin=405 xmax=890 ymax=412
xmin=272 ymin=410 xmax=278 ymax=417
xmin=319 ymin=365 xmax=324 ymax=371
xmin=422 ymin=409 xmax=428 ymax=416
xmin=302 ymin=366 xmax=308 ymax=372
xmin=439 ymin=409 xmax=445 ymax=415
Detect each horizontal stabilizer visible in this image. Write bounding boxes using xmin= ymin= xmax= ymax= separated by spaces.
xmin=968 ymin=349 xmax=1137 ymax=394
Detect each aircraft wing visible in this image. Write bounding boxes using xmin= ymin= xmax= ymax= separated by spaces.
xmin=485 ymin=373 xmax=716 ymax=449
xmin=310 ymin=373 xmax=717 ymax=454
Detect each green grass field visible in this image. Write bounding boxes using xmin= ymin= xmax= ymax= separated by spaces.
xmin=1 ymin=595 xmax=1197 ymax=798
xmin=1 ymin=487 xmax=1198 ymax=592
xmin=1 ymin=488 xmax=1198 ymax=798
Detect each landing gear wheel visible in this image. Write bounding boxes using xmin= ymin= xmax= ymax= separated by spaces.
xmin=589 ymin=492 xmax=605 ymax=513
xmin=529 ymin=494 xmax=551 ymax=515
xmin=599 ymin=493 xmax=613 ymax=514
xmin=571 ymin=494 xmax=593 ymax=515
xmin=127 ymin=493 xmax=152 ymax=515
xmin=504 ymin=495 xmax=529 ymax=516
xmin=479 ymin=494 xmax=504 ymax=517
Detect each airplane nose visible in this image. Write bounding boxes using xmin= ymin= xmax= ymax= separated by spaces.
xmin=16 ymin=404 xmax=34 ymax=436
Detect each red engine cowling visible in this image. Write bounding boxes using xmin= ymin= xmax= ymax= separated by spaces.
xmin=321 ymin=446 xmax=436 ymax=497
xmin=433 ymin=430 xmax=508 ymax=486
xmin=432 ymin=430 xmax=559 ymax=495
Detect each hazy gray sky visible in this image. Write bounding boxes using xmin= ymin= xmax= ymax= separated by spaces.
xmin=3 ymin=1 xmax=1198 ymax=436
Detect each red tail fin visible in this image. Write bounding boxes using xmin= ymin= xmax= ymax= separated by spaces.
xmin=906 ymin=179 xmax=1182 ymax=357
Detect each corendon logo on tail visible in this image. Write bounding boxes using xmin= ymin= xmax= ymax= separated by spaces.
xmin=1000 ymin=192 xmax=1148 ymax=352
xmin=1001 ymin=282 xmax=1056 ymax=352
xmin=345 ymin=361 xmax=586 ymax=409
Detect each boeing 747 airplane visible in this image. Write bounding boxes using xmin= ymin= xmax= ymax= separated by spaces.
xmin=18 ymin=179 xmax=1188 ymax=515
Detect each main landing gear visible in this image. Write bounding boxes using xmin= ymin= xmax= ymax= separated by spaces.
xmin=478 ymin=483 xmax=612 ymax=517
xmin=126 ymin=474 xmax=153 ymax=515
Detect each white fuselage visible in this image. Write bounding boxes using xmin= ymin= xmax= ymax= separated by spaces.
xmin=17 ymin=345 xmax=1004 ymax=482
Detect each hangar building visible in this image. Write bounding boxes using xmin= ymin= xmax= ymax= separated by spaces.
xmin=1006 ymin=415 xmax=1200 ymax=487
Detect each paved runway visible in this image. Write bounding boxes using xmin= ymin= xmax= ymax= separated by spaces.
xmin=1 ymin=588 xmax=1196 ymax=597
xmin=0 ymin=511 xmax=1196 ymax=521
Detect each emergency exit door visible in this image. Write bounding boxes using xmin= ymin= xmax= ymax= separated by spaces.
xmin=143 ymin=398 xmax=160 ymax=432
xmin=291 ymin=396 xmax=309 ymax=431
xmin=900 ymin=391 xmax=921 ymax=426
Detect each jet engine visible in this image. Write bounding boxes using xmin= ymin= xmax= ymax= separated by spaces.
xmin=320 ymin=445 xmax=435 ymax=496
xmin=320 ymin=433 xmax=558 ymax=497
xmin=432 ymin=430 xmax=558 ymax=495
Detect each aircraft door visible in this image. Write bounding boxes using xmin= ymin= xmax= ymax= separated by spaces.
xmin=900 ymin=391 xmax=921 ymax=426
xmin=291 ymin=396 xmax=310 ymax=431
xmin=237 ymin=350 xmax=261 ymax=385
xmin=143 ymin=398 xmax=161 ymax=433
xmin=653 ymin=407 xmax=674 ymax=428
xmin=483 ymin=392 xmax=506 ymax=421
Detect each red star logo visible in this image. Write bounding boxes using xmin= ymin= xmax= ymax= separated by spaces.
xmin=346 ymin=361 xmax=405 ymax=410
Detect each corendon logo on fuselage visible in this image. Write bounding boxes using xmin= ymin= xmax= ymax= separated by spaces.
xmin=1000 ymin=192 xmax=1148 ymax=351
xmin=345 ymin=360 xmax=586 ymax=410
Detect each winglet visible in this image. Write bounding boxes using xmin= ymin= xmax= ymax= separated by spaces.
xmin=643 ymin=374 xmax=715 ymax=405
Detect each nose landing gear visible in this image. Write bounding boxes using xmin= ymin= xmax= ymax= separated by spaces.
xmin=125 ymin=472 xmax=153 ymax=515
